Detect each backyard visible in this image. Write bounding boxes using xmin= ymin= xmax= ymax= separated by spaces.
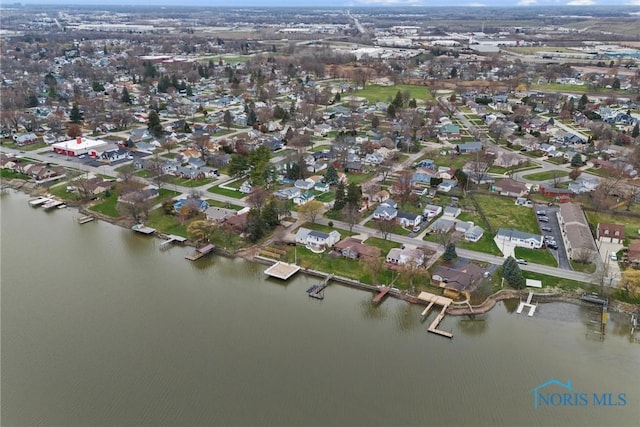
xmin=473 ymin=194 xmax=539 ymax=234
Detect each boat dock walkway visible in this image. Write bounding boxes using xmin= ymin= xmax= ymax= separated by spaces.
xmin=373 ymin=285 xmax=391 ymax=303
xmin=160 ymin=234 xmax=187 ymax=250
xmin=516 ymin=291 xmax=537 ymax=316
xmin=29 ymin=196 xmax=51 ymax=207
xmin=417 ymin=291 xmax=453 ymax=338
xmin=185 ymin=243 xmax=215 ymax=261
xmin=132 ymin=224 xmax=157 ymax=235
xmin=308 ymin=274 xmax=334 ymax=300
xmin=43 ymin=199 xmax=64 ymax=210
xmin=78 ymin=215 xmax=95 ymax=224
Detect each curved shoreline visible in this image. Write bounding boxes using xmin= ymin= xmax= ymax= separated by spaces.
xmin=6 ymin=181 xmax=638 ymax=317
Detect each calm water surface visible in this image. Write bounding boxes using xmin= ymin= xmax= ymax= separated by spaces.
xmin=1 ymin=191 xmax=639 ymax=426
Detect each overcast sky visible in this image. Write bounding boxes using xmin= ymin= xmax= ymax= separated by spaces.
xmin=11 ymin=1 xmax=640 ymax=7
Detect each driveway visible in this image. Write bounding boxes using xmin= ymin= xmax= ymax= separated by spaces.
xmin=597 ymin=240 xmax=623 ymax=287
xmin=535 ymin=204 xmax=572 ymax=270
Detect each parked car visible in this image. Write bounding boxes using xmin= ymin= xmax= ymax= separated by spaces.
xmin=536 ymin=210 xmax=546 ymax=215
xmin=412 ymin=225 xmax=421 ymax=233
xmin=539 ymin=217 xmax=549 ymax=223
xmin=547 ymin=243 xmax=558 ymax=250
xmin=541 ymin=226 xmax=552 ymax=232
xmin=516 ymin=258 xmax=528 ymax=265
xmin=610 ymin=252 xmax=618 ymax=261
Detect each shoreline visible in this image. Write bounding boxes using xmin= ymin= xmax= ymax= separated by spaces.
xmin=5 ymin=182 xmax=638 ymax=318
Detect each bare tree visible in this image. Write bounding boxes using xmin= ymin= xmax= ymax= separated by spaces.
xmin=375 ymin=218 xmax=395 ymax=241
xmin=342 ymin=204 xmax=361 ymax=233
xmin=247 ymin=187 xmax=269 ymax=210
xmin=392 ymin=170 xmax=414 ymax=206
xmin=298 ymin=200 xmax=324 ymax=224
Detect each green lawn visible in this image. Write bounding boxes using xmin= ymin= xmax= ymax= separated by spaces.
xmin=521 ymin=271 xmax=592 ymax=291
xmin=301 ymin=222 xmax=356 ymax=237
xmin=207 ymin=185 xmax=245 ymax=199
xmin=457 ymin=233 xmax=501 ymax=256
xmin=157 ymin=188 xmax=181 ymax=202
xmin=521 ymin=170 xmax=569 ymax=181
xmin=144 ymin=208 xmax=188 ymax=237
xmin=166 ymin=176 xmax=214 ymax=188
xmin=365 ymin=219 xmax=410 ymax=236
xmin=205 ymin=199 xmax=244 ymax=210
xmin=345 ymin=172 xmax=374 ymax=186
xmin=363 ymin=236 xmax=401 ymax=254
xmin=48 ymin=184 xmax=81 ymax=202
xmin=570 ymin=260 xmax=597 ymax=274
xmin=514 ymin=247 xmax=558 ymax=267
xmin=351 ymin=84 xmax=433 ymax=104
xmin=1 ymin=170 xmax=29 ymax=180
xmin=89 ymin=192 xmax=120 ymax=218
xmin=314 ymin=191 xmax=335 ymax=203
xmin=473 ymin=194 xmax=539 ymax=234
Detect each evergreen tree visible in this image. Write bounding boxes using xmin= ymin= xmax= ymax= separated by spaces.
xmin=245 ymin=208 xmax=266 ymax=242
xmin=632 ymin=123 xmax=639 ymax=138
xmin=442 ymin=243 xmax=457 ymax=261
xmin=69 ymin=103 xmax=83 ymax=123
xmin=345 ymin=182 xmax=362 ymax=208
xmin=578 ymin=94 xmax=589 ymax=111
xmin=324 ymin=164 xmax=339 ymax=185
xmin=612 ymin=78 xmax=620 ymax=90
xmin=502 ymin=256 xmax=525 ymax=289
xmin=247 ymin=109 xmax=257 ymax=126
xmin=570 ymin=153 xmax=583 ymax=167
xmin=371 ymin=116 xmax=380 ymax=129
xmin=223 ymin=110 xmax=233 ymax=129
xmin=387 ymin=104 xmax=396 ymax=119
xmin=261 ymin=199 xmax=280 ymax=228
xmin=333 ymin=182 xmax=346 ymax=211
xmin=147 ymin=110 xmax=163 ymax=137
xmin=121 ymin=87 xmax=132 ymax=105
xmin=392 ymin=90 xmax=404 ymax=109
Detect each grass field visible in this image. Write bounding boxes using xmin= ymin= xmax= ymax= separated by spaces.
xmin=145 ymin=208 xmax=188 ymax=237
xmin=207 ymin=185 xmax=245 ymax=199
xmin=585 ymin=210 xmax=640 ymax=241
xmin=457 ymin=233 xmax=501 ymax=256
xmin=522 ymin=170 xmax=569 ymax=181
xmin=473 ymin=194 xmax=539 ymax=234
xmin=89 ymin=192 xmax=120 ymax=217
xmin=514 ymin=247 xmax=557 ymax=267
xmin=351 ymin=84 xmax=433 ymax=104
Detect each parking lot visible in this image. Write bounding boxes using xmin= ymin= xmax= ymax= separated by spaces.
xmin=597 ymin=240 xmax=622 ymax=287
xmin=534 ymin=204 xmax=571 ymax=270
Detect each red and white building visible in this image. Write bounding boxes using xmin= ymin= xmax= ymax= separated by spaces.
xmin=51 ymin=137 xmax=109 ymax=157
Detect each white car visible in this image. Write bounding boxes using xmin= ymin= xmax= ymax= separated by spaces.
xmin=610 ymin=252 xmax=618 ymax=261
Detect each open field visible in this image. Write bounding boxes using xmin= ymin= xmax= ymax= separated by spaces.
xmin=207 ymin=185 xmax=245 ymax=199
xmin=473 ymin=194 xmax=538 ymax=234
xmin=522 ymin=170 xmax=569 ymax=181
xmin=351 ymin=84 xmax=433 ymax=104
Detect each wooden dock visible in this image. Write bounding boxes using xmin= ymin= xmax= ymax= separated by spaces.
xmin=373 ymin=286 xmax=391 ymax=303
xmin=78 ymin=215 xmax=95 ymax=224
xmin=185 ymin=243 xmax=216 ymax=261
xmin=43 ymin=199 xmax=64 ymax=211
xmin=29 ymin=196 xmax=51 ymax=207
xmin=264 ymin=261 xmax=301 ymax=280
xmin=308 ymin=274 xmax=334 ymax=300
xmin=132 ymin=224 xmax=156 ymax=234
xmin=160 ymin=234 xmax=187 ymax=250
xmin=417 ymin=291 xmax=453 ymax=338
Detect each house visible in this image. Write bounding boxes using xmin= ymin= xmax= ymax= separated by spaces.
xmin=27 ymin=164 xmax=66 ymax=182
xmin=538 ymin=185 xmax=573 ymax=201
xmin=314 ymin=181 xmax=330 ymax=193
xmin=373 ymin=204 xmax=398 ymax=220
xmin=431 ymin=263 xmax=484 ymax=291
xmin=173 ymin=197 xmax=209 ymax=213
xmin=100 ymin=148 xmax=133 ymax=164
xmin=333 ymin=237 xmax=381 ymax=260
xmin=423 ymin=204 xmax=442 ymax=219
xmin=427 ymin=217 xmax=455 ymax=234
xmin=295 ymin=227 xmax=341 ymax=249
xmin=455 ymin=220 xmax=474 ymax=233
xmin=493 ymin=178 xmax=528 ymax=198
xmin=437 ymin=124 xmax=461 ymax=140
xmin=627 ymin=242 xmax=640 ymax=268
xmin=224 ymin=212 xmax=249 ymax=234
xmin=396 ymin=211 xmax=422 ymax=228
xmin=415 ymin=159 xmax=436 ymax=169
xmin=437 ymin=181 xmax=456 ymax=193
xmin=294 ymin=179 xmax=315 ymax=191
xmin=568 ymin=176 xmax=598 ymax=194
xmin=558 ymin=203 xmax=596 ymax=262
xmin=386 ymin=247 xmax=425 ymax=266
xmin=464 ymin=225 xmax=485 ymax=242
xmin=205 ymin=207 xmax=237 ymax=222
xmin=494 ymin=228 xmax=543 ymax=250
xmin=275 ymin=187 xmax=301 ymax=200
xmin=293 ymin=191 xmax=315 ymax=205
xmin=371 ymin=190 xmax=390 ymax=203
xmin=442 ymin=206 xmax=461 ymax=218
xmin=344 ymin=161 xmax=365 ymax=173
xmin=597 ymin=223 xmax=625 ymax=244
xmin=13 ymin=132 xmax=39 ymax=146
xmin=456 ymin=141 xmax=483 ymax=154
xmin=239 ymin=181 xmax=252 ymax=194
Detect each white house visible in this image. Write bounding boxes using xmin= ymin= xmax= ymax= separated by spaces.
xmin=295 ymin=227 xmax=340 ymax=249
xmin=294 ymin=179 xmax=315 ymax=191
xmin=275 ymin=187 xmax=301 ymax=200
xmin=386 ymin=247 xmax=425 ymax=266
xmin=396 ymin=212 xmax=422 ymax=228
xmin=239 ymin=181 xmax=252 ymax=194
xmin=423 ymin=204 xmax=442 ymax=219
xmin=443 ymin=206 xmax=462 ymax=218
xmin=464 ymin=225 xmax=485 ymax=242
xmin=293 ymin=192 xmax=315 ymax=206
xmin=373 ymin=205 xmax=398 ymax=220
xmin=494 ymin=228 xmax=543 ymax=250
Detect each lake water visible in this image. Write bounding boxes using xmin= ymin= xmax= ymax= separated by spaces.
xmin=1 ymin=191 xmax=639 ymax=426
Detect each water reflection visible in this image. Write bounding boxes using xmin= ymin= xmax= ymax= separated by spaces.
xmin=502 ymin=298 xmax=519 ymax=313
xmin=457 ymin=317 xmax=488 ymax=336
xmin=393 ymin=303 xmax=420 ymax=333
xmin=359 ymin=297 xmax=388 ymax=320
